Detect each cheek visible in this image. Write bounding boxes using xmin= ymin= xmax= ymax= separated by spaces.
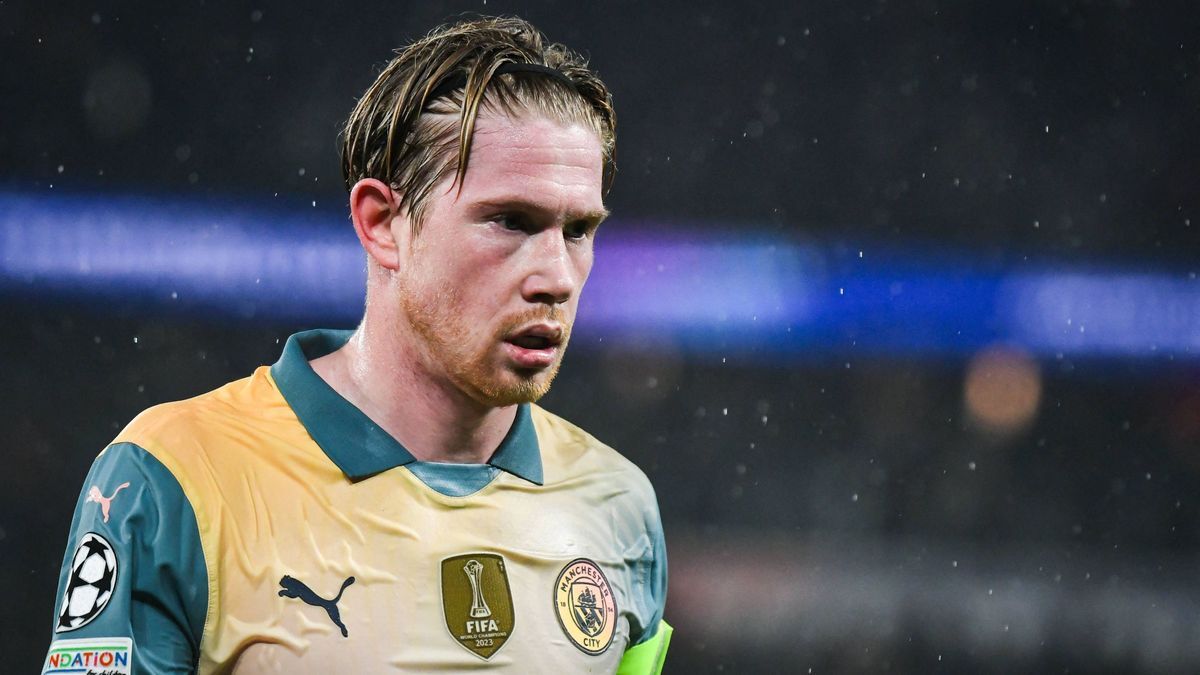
xmin=416 ymin=235 xmax=490 ymax=284
xmin=443 ymin=246 xmax=516 ymax=315
xmin=572 ymin=247 xmax=595 ymax=285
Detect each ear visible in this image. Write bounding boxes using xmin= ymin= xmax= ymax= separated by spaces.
xmin=349 ymin=178 xmax=407 ymax=271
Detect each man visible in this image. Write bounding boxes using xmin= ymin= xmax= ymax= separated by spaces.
xmin=44 ymin=17 xmax=670 ymax=674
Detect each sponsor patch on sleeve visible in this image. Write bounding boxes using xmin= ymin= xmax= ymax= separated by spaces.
xmin=42 ymin=637 xmax=132 ymax=674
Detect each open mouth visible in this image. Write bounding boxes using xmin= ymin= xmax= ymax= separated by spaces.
xmin=502 ymin=323 xmax=564 ymax=368
xmin=508 ymin=334 xmax=557 ymax=350
xmin=505 ymin=324 xmax=563 ymax=349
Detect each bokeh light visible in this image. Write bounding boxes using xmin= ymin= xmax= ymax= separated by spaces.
xmin=963 ymin=345 xmax=1042 ymax=436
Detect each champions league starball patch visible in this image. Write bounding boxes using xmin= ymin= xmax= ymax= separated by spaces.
xmin=56 ymin=532 xmax=119 ymax=632
xmin=553 ymin=558 xmax=617 ymax=655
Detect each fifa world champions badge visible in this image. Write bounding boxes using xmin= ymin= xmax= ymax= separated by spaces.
xmin=440 ymin=553 xmax=516 ymax=659
xmin=553 ymin=558 xmax=617 ymax=655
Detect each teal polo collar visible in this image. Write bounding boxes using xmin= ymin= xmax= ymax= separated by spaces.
xmin=270 ymin=329 xmax=544 ymax=485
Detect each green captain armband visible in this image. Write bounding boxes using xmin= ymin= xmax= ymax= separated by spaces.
xmin=617 ymin=621 xmax=673 ymax=675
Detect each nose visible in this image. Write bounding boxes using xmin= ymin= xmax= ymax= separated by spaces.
xmin=520 ymin=229 xmax=581 ymax=306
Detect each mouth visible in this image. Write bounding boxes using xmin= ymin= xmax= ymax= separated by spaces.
xmin=502 ymin=323 xmax=564 ymax=369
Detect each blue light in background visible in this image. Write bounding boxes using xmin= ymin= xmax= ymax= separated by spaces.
xmin=1 ymin=191 xmax=366 ymax=320
xmin=1000 ymin=274 xmax=1200 ymax=356
xmin=2 ymin=191 xmax=1197 ymax=360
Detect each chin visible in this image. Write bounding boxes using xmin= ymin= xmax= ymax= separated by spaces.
xmin=465 ymin=368 xmax=558 ymax=407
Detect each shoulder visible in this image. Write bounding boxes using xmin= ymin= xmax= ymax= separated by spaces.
xmin=530 ymin=404 xmax=659 ymax=509
xmin=111 ymin=366 xmax=280 ymax=458
xmin=103 ymin=366 xmax=288 ymax=489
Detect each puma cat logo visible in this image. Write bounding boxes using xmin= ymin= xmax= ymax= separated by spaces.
xmin=86 ymin=482 xmax=130 ymax=523
xmin=278 ymin=575 xmax=356 ymax=637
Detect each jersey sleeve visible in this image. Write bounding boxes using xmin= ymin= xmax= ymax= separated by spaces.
xmin=43 ymin=442 xmax=208 ymax=675
xmin=619 ymin=482 xmax=671 ymax=674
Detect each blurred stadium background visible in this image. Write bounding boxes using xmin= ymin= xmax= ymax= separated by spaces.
xmin=4 ymin=1 xmax=1200 ymax=672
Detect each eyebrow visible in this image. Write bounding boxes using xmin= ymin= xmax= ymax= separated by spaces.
xmin=476 ymin=199 xmax=610 ymax=224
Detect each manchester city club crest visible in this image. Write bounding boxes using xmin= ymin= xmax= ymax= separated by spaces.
xmin=440 ymin=553 xmax=515 ymax=659
xmin=553 ymin=558 xmax=617 ymax=655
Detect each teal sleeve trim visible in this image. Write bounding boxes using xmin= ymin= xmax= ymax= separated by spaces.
xmin=46 ymin=443 xmax=207 ymax=675
xmin=629 ymin=492 xmax=669 ymax=646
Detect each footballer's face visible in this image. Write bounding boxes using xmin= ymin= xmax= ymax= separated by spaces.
xmin=394 ymin=112 xmax=606 ymax=407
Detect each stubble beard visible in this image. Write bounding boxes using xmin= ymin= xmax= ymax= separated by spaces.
xmin=398 ymin=278 xmax=571 ymax=407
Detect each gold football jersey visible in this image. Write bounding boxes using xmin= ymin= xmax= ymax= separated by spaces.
xmin=44 ymin=330 xmax=670 ymax=674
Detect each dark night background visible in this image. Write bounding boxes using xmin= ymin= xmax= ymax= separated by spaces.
xmin=4 ymin=1 xmax=1200 ymax=672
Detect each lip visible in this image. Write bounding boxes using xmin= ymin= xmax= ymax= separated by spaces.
xmin=503 ymin=323 xmax=563 ymax=369
xmin=502 ymin=341 xmax=559 ymax=369
xmin=509 ymin=323 xmax=563 ymax=344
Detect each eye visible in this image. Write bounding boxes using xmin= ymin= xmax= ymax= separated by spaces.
xmin=494 ymin=213 xmax=532 ymax=232
xmin=564 ymin=220 xmax=595 ymax=240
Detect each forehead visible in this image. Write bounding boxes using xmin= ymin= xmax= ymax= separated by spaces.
xmin=449 ymin=112 xmax=606 ymax=215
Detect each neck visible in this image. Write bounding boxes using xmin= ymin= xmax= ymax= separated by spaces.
xmin=310 ymin=305 xmax=517 ymax=465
